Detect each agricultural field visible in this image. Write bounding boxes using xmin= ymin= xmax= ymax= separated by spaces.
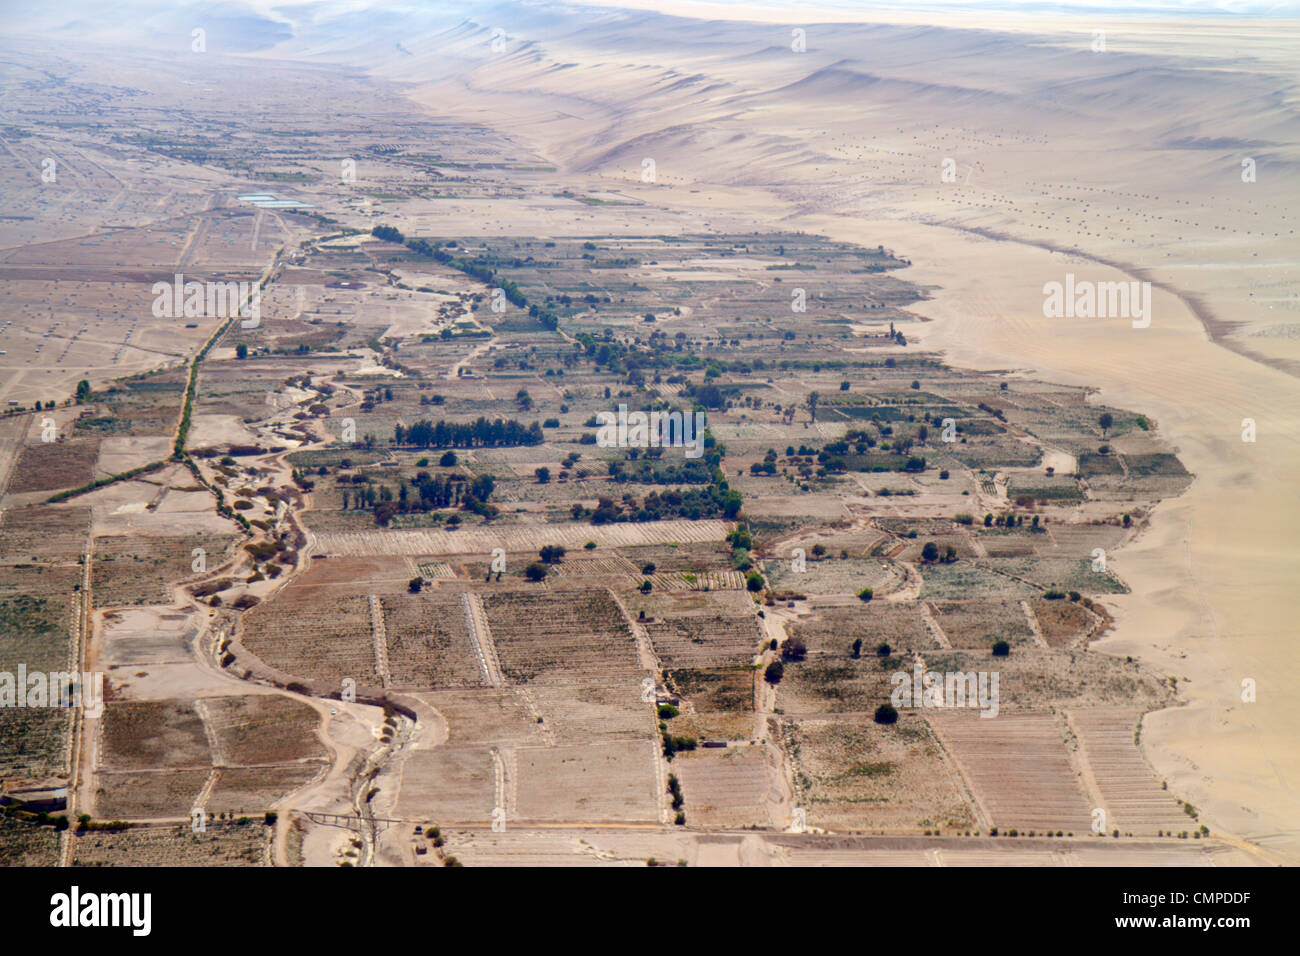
xmin=239 ymin=561 xmax=392 ymax=687
xmin=790 ymin=604 xmax=937 ymax=658
xmin=70 ymin=824 xmax=270 ymax=867
xmin=95 ymin=695 xmax=328 ymax=820
xmin=1031 ymin=598 xmax=1103 ymax=648
xmin=0 ymin=563 xmax=78 ymax=779
xmin=73 ymin=374 xmax=188 ymax=440
xmin=670 ymin=743 xmax=784 ymax=829
xmin=1068 ymin=709 xmax=1189 ymax=835
xmin=201 ymin=695 xmax=327 ymax=765
xmin=641 ymin=594 xmax=764 ymax=669
xmin=778 ymin=652 xmax=905 ymax=716
xmin=928 ymin=600 xmax=1035 ymax=651
xmin=381 ymin=592 xmax=484 ymax=688
xmin=928 ymin=712 xmax=1094 ymax=835
xmin=395 ymin=746 xmax=496 ymax=822
xmin=482 ymin=589 xmax=636 ymax=685
xmin=663 ymin=666 xmax=755 ymax=714
xmin=512 ymin=742 xmax=659 ymax=823
xmin=6 ymin=437 xmax=101 ymax=494
xmin=0 ymin=505 xmax=90 ymax=563
xmin=92 ymin=533 xmax=239 ymax=607
xmin=206 ymin=765 xmax=325 ymax=816
xmin=918 ymin=563 xmax=1043 ymax=602
xmin=764 ymin=555 xmax=902 ymax=596
xmin=916 ymin=648 xmax=1170 ymax=714
xmin=422 ymin=688 xmax=549 ymax=747
xmin=781 ymin=714 xmax=976 ymax=833
xmin=313 ymin=519 xmax=732 ymax=557
xmin=93 ymin=770 xmax=212 ymax=819
xmin=0 ymin=817 xmax=61 ymax=866
xmin=100 ymin=701 xmax=212 ymax=771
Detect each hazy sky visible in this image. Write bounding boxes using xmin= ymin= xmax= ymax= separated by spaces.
xmin=577 ymin=0 xmax=1300 ymax=18
xmin=240 ymin=0 xmax=1300 ymax=20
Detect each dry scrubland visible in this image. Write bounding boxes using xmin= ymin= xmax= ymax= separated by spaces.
xmin=70 ymin=824 xmax=270 ymax=867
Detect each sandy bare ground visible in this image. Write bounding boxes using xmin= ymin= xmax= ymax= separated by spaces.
xmin=438 ymin=826 xmax=1263 ymax=867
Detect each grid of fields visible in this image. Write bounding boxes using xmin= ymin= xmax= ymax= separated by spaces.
xmin=94 ymin=695 xmax=328 ymax=820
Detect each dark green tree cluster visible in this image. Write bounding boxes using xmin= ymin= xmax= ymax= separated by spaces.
xmin=395 ymin=418 xmax=543 ymax=449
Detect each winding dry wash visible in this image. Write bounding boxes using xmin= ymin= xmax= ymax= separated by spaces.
xmin=0 ymin=0 xmax=1296 ymax=885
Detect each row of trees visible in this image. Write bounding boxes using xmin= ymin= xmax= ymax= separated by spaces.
xmin=394 ymin=418 xmax=543 ymax=449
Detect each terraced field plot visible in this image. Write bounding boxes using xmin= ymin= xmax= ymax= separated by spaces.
xmin=96 ymin=695 xmax=328 ymax=820
xmin=422 ymin=688 xmax=549 ymax=747
xmin=791 ymin=604 xmax=938 ymax=657
xmin=785 ymin=715 xmax=975 ymax=833
xmin=201 ymin=695 xmax=327 ymax=765
xmin=647 ymin=569 xmax=745 ymax=591
xmin=918 ymin=563 xmax=1042 ymax=601
xmin=663 ymin=666 xmax=755 ymax=714
xmin=71 ymin=376 xmax=188 ymax=440
xmin=1069 ymin=709 xmax=1187 ymax=834
xmin=1031 ymin=598 xmax=1102 ymax=647
xmin=6 ymin=437 xmax=101 ymax=494
xmin=482 ymin=589 xmax=636 ymax=685
xmin=0 ymin=504 xmax=90 ymax=563
xmin=395 ymin=746 xmax=496 ymax=822
xmin=313 ymin=518 xmax=731 ymax=556
xmin=928 ymin=712 xmax=1093 ymax=834
xmin=94 ymin=769 xmax=211 ymax=819
xmin=764 ymin=556 xmax=902 ymax=596
xmin=664 ymin=710 xmax=757 ymax=743
xmin=206 ymin=765 xmax=324 ymax=816
xmin=983 ymin=557 xmax=1126 ymax=596
xmin=100 ymin=701 xmax=212 ymax=771
xmin=928 ymin=600 xmax=1034 ymax=650
xmin=527 ymin=682 xmax=654 ymax=743
xmin=240 ymin=568 xmax=379 ymax=686
xmin=1038 ymin=523 xmax=1128 ymax=559
xmin=918 ymin=649 xmax=1168 ymax=713
xmin=0 ymin=817 xmax=61 ymax=866
xmin=513 ymin=742 xmax=659 ymax=823
xmin=644 ymin=610 xmax=762 ymax=668
xmin=897 ymin=535 xmax=980 ymax=563
xmin=381 ymin=592 xmax=484 ymax=688
xmin=778 ymin=655 xmax=899 ymax=715
xmin=671 ymin=744 xmax=781 ymax=829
